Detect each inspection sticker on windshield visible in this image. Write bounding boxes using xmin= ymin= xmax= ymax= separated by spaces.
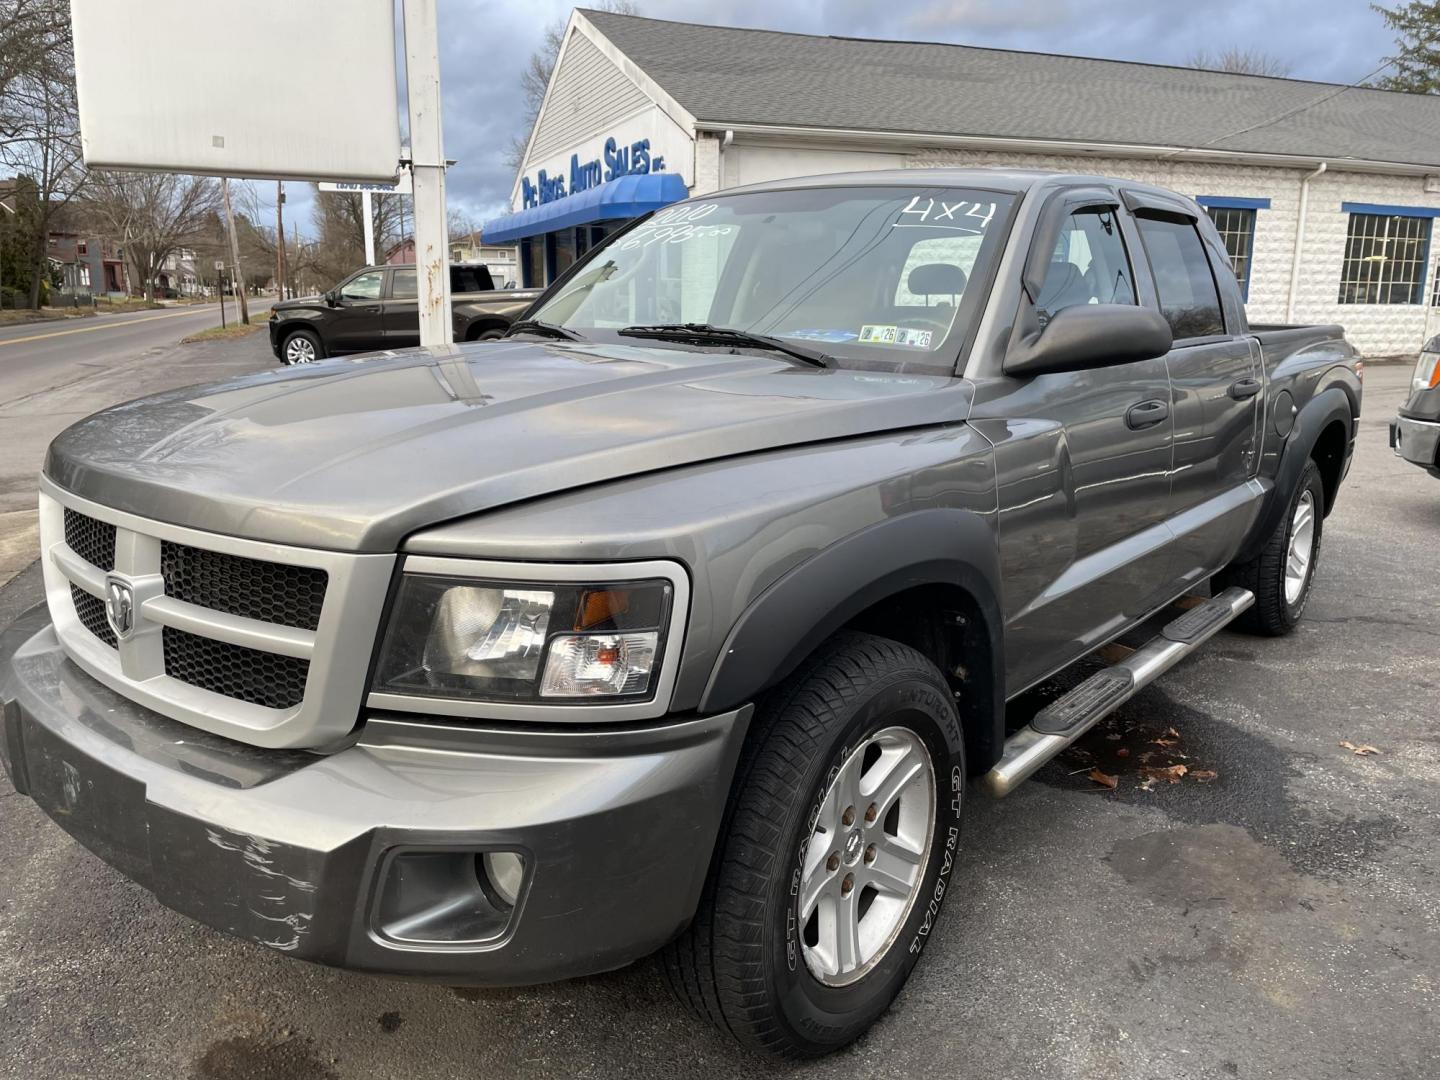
xmin=860 ymin=325 xmax=932 ymax=348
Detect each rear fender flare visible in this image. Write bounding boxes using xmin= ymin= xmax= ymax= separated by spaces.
xmin=1240 ymin=386 xmax=1352 ymax=560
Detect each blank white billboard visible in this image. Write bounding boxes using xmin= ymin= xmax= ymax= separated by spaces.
xmin=72 ymin=0 xmax=401 ymax=182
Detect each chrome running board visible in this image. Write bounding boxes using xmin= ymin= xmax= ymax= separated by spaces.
xmin=982 ymin=587 xmax=1254 ymax=798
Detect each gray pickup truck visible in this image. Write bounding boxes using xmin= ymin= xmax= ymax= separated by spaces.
xmin=1391 ymin=334 xmax=1440 ymax=477
xmin=1 ymin=170 xmax=1361 ymax=1059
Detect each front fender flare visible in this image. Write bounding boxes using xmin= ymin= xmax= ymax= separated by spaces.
xmin=698 ymin=509 xmax=1004 ymax=764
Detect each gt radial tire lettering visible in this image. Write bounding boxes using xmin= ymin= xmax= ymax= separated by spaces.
xmin=909 ymin=825 xmax=960 ymax=955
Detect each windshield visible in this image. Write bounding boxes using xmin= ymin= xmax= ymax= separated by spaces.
xmin=528 ymin=185 xmax=1015 ymax=374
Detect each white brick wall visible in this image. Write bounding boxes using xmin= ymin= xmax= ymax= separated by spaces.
xmin=908 ymin=148 xmax=1440 ymax=357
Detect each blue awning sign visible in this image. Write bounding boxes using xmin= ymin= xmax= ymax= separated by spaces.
xmin=482 ymin=172 xmax=690 ymax=245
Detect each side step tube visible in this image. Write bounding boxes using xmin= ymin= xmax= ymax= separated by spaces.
xmin=982 ymin=587 xmax=1254 ymax=798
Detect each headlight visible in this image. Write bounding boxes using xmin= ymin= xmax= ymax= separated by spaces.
xmin=1413 ymin=350 xmax=1440 ymax=394
xmin=373 ymin=574 xmax=673 ymax=703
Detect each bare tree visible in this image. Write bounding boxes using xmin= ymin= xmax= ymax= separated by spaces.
xmin=1186 ymin=47 xmax=1293 ymax=77
xmin=0 ymin=0 xmax=71 ymax=140
xmin=82 ymin=172 xmax=220 ymax=300
xmin=1 ymin=0 xmax=84 ymax=307
xmin=503 ymin=1 xmax=640 ymax=171
xmin=306 ymin=185 xmax=408 ymax=287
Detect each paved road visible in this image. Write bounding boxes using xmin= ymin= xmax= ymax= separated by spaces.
xmin=0 ymin=364 xmax=1436 ymax=1079
xmin=0 ymin=302 xmax=274 ymax=584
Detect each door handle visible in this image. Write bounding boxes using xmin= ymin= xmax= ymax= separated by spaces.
xmin=1228 ymin=376 xmax=1263 ymax=400
xmin=1125 ymin=399 xmax=1169 ymax=430
xmin=362 ymin=305 xmax=381 ymax=313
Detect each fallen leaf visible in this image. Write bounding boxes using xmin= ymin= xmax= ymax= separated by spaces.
xmin=1138 ymin=777 xmax=1156 ymax=792
xmin=1191 ymin=769 xmax=1218 ymax=782
xmin=1150 ymin=736 xmax=1180 ymax=748
xmin=1164 ymin=727 xmax=1181 ymax=739
xmin=1088 ymin=769 xmax=1119 ymax=789
xmin=1339 ymin=741 xmax=1381 ymax=756
xmin=1116 ymin=747 xmax=1131 ymax=759
xmin=1141 ymin=764 xmax=1189 ymax=783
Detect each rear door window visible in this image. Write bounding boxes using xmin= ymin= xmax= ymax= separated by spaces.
xmin=390 ymin=269 xmax=417 ymax=300
xmin=1136 ymin=215 xmax=1225 ymax=340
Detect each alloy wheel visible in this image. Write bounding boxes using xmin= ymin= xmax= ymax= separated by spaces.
xmin=797 ymin=725 xmax=935 ymax=986
xmin=1284 ymin=489 xmax=1317 ymax=605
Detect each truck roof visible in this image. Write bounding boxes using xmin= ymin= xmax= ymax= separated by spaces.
xmin=711 ymin=167 xmax=1190 ymax=203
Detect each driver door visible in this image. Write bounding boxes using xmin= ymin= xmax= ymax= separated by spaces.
xmin=987 ymin=202 xmax=1177 ymax=692
xmin=330 ymin=268 xmax=386 ymax=353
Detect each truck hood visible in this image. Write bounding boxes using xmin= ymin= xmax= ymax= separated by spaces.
xmin=45 ymin=341 xmax=974 ymax=552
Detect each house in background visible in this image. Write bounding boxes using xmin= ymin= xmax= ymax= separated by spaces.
xmin=383 ymin=238 xmax=415 ymax=265
xmin=450 ymin=232 xmax=519 ymax=287
xmin=46 ymin=230 xmax=129 ymax=299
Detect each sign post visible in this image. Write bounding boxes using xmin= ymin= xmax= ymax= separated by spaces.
xmin=317 ymin=174 xmax=413 ymax=269
xmin=215 ymin=259 xmax=227 ymax=328
xmin=402 ymin=0 xmax=452 ymax=348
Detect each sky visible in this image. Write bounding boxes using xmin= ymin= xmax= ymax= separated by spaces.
xmin=257 ymin=0 xmax=1402 ymax=241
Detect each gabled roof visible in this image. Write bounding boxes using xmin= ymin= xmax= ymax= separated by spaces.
xmin=582 ymin=10 xmax=1440 ymax=170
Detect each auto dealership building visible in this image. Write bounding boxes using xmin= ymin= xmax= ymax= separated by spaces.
xmin=484 ymin=9 xmax=1440 ymax=357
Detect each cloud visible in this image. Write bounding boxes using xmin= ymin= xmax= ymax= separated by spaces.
xmin=268 ymin=0 xmax=1398 ymax=239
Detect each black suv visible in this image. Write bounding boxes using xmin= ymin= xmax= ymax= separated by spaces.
xmin=268 ymin=263 xmax=540 ymax=364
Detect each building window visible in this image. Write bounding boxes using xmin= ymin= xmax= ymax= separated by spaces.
xmin=1338 ymin=211 xmax=1431 ymax=305
xmin=1204 ymin=207 xmax=1255 ymax=299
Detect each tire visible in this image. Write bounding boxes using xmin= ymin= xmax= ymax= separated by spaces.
xmin=661 ymin=631 xmax=966 ymax=1059
xmin=475 ymin=328 xmax=505 ymax=341
xmin=280 ymin=328 xmax=324 ymax=365
xmin=1216 ymin=459 xmax=1325 ymax=636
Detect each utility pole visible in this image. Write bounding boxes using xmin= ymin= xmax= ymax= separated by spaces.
xmin=403 ymin=0 xmax=452 ymax=347
xmin=220 ymin=178 xmax=250 ymax=325
xmin=275 ymin=180 xmax=288 ymax=300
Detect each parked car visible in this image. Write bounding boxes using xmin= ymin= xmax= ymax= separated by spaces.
xmin=267 ymin=262 xmax=541 ymax=364
xmin=1390 ymin=335 xmax=1440 ymax=477
xmin=2 ymin=170 xmax=1361 ymax=1060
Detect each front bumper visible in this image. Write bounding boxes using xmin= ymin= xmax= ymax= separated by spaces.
xmin=1 ymin=604 xmax=750 ymax=984
xmin=1390 ymin=414 xmax=1440 ymax=475
xmin=267 ymin=318 xmax=283 ymax=356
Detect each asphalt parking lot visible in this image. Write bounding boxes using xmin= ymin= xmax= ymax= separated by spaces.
xmin=1 ymin=360 xmax=1436 ymax=1080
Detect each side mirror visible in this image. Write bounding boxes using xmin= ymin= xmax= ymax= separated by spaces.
xmin=325 ymin=290 xmax=339 ymax=307
xmin=1004 ymin=304 xmax=1172 ymax=378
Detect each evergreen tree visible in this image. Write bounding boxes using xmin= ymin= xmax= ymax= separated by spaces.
xmin=1373 ymin=1 xmax=1440 ymax=93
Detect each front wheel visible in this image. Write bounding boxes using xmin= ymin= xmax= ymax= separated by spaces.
xmin=280 ymin=328 xmax=324 ymax=365
xmin=662 ymin=632 xmax=965 ymax=1059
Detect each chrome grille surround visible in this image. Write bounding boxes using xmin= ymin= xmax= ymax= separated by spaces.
xmin=38 ymin=477 xmax=395 ymax=749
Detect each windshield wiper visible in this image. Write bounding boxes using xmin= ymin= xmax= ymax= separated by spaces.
xmin=617 ymin=323 xmax=830 ymax=369
xmin=504 ymin=318 xmax=586 ymax=341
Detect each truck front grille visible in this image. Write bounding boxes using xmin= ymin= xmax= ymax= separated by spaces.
xmin=162 ymin=627 xmax=309 ymax=709
xmin=41 ymin=487 xmax=393 ymax=748
xmin=64 ymin=509 xmax=115 ymax=572
xmin=160 ymin=541 xmax=327 ymax=631
xmin=71 ymin=584 xmax=117 ymax=648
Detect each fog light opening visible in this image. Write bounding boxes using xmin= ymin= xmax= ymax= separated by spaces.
xmin=479 ymin=851 xmax=526 ymax=908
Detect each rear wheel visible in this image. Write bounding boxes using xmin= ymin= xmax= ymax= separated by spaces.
xmin=1216 ymin=459 xmax=1325 ymax=635
xmin=280 ymin=328 xmax=324 ymax=365
xmin=661 ymin=632 xmax=965 ymax=1059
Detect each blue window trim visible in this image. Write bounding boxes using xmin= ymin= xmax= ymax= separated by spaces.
xmin=1341 ymin=201 xmax=1440 ymax=219
xmin=1195 ymin=195 xmax=1271 ymax=211
xmin=1199 ymin=202 xmax=1259 ymax=301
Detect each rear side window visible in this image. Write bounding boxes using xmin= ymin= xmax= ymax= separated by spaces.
xmin=391 ymin=269 xmax=417 ymax=299
xmin=1136 ymin=215 xmax=1225 ymax=339
xmin=1034 ymin=208 xmax=1137 ymax=323
xmin=450 ymin=265 xmax=495 ymax=293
